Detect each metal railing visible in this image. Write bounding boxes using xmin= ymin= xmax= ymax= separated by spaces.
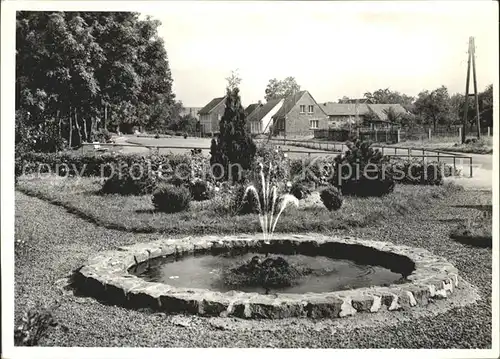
xmin=82 ymin=139 xmax=474 ymax=178
xmin=262 ymin=138 xmax=474 ymax=177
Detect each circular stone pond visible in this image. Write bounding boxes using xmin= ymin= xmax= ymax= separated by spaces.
xmin=75 ymin=234 xmax=461 ymax=319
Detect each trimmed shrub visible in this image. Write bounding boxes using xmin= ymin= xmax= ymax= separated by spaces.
xmin=332 ymin=139 xmax=395 ymax=197
xmin=189 ymin=179 xmax=214 ymax=201
xmin=101 ymin=165 xmax=158 ymax=195
xmin=290 ymin=181 xmax=312 ymax=200
xmin=320 ymin=186 xmax=343 ymax=211
xmin=340 ymin=176 xmax=395 ymax=197
xmin=152 ymin=184 xmax=191 ymax=213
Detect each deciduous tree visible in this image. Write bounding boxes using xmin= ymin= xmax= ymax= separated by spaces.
xmin=264 ymin=76 xmax=300 ymax=101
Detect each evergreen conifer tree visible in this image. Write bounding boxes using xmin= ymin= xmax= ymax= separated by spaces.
xmin=210 ymin=87 xmax=256 ymax=181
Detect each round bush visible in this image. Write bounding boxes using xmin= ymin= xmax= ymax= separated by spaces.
xmin=341 ymin=177 xmax=395 ymax=197
xmin=152 ymin=184 xmax=191 ymax=213
xmin=320 ymin=186 xmax=343 ymax=211
xmin=101 ymin=168 xmax=157 ymax=195
xmin=189 ymin=180 xmax=214 ymax=201
xmin=290 ymin=182 xmax=312 ymax=200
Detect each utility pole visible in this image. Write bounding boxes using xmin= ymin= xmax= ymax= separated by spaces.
xmin=462 ymin=36 xmax=481 ymax=143
xmin=471 ymin=37 xmax=481 ymax=139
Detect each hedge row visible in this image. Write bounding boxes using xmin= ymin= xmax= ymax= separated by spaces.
xmin=288 ymin=157 xmax=457 ymax=187
xmin=16 ymin=151 xmax=195 ymax=178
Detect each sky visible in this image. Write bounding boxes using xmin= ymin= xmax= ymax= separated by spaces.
xmin=144 ymin=1 xmax=498 ymax=107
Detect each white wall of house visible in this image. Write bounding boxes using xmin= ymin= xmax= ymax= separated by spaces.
xmin=200 ymin=114 xmax=212 ymax=134
xmin=261 ymin=99 xmax=284 ymax=133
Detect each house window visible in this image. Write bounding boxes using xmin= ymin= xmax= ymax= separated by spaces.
xmin=308 ymin=105 xmax=314 ymax=114
xmin=310 ymin=120 xmax=319 ymax=129
xmin=300 ymin=105 xmax=306 ymax=113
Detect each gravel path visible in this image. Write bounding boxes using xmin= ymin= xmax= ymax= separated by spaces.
xmin=14 ymin=189 xmax=492 ymax=348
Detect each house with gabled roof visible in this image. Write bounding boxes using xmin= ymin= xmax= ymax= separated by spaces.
xmin=244 ymin=103 xmax=261 ymax=117
xmin=246 ymin=98 xmax=284 ymax=134
xmin=319 ymin=102 xmax=408 ymax=129
xmin=198 ymin=96 xmax=226 ymax=135
xmin=271 ymin=90 xmax=329 ymax=136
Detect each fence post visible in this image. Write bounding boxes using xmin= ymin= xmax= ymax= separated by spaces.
xmin=423 ymin=149 xmax=426 ymax=164
xmin=382 ymin=147 xmax=384 ymax=156
xmin=458 ymin=127 xmax=462 ymax=141
xmin=469 ymin=157 xmax=473 ymax=178
xmin=375 ymin=129 xmax=378 ymax=142
xmin=408 ymin=148 xmax=411 ymax=159
xmin=397 ymin=129 xmax=401 ymax=143
xmin=428 ymin=128 xmax=432 ymax=140
xmin=453 ymin=157 xmax=456 ymax=176
xmin=437 ymin=151 xmax=440 ymax=162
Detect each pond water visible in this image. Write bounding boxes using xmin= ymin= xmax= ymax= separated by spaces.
xmin=133 ymin=252 xmax=404 ymax=294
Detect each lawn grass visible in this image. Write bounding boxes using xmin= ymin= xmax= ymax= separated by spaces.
xmin=15 ymin=174 xmax=462 ymax=235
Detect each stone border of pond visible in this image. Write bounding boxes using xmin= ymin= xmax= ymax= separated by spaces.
xmin=74 ymin=233 xmax=463 ymax=319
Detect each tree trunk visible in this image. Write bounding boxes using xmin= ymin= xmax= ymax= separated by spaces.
xmin=82 ymin=113 xmax=89 ymax=142
xmin=68 ymin=107 xmax=73 ymax=148
xmin=90 ymin=116 xmax=95 ymax=141
xmin=75 ymin=110 xmax=82 ymax=146
xmin=57 ymin=110 xmax=61 ymax=138
xmin=104 ymin=104 xmax=107 ymax=131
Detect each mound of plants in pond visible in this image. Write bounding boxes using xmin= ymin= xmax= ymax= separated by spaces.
xmin=222 ymin=255 xmax=312 ymax=290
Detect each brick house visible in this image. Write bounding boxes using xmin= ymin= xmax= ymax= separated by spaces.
xmin=271 ymin=91 xmax=329 ymax=136
xmin=198 ymin=96 xmax=226 ymax=135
